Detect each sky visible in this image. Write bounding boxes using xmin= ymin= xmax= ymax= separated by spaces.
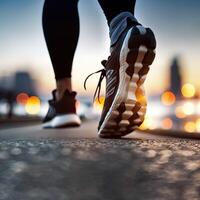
xmin=0 ymin=0 xmax=200 ymax=96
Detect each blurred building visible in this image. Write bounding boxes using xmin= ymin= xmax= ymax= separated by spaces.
xmin=0 ymin=71 xmax=37 ymax=97
xmin=169 ymin=57 xmax=183 ymax=99
xmin=0 ymin=71 xmax=37 ymax=118
xmin=13 ymin=72 xmax=37 ymax=96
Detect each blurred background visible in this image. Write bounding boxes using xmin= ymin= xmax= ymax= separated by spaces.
xmin=0 ymin=0 xmax=200 ymax=133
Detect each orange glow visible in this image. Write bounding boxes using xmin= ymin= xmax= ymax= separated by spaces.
xmin=136 ymin=88 xmax=147 ymax=106
xmin=175 ymin=106 xmax=186 ymax=119
xmin=93 ymin=96 xmax=105 ymax=111
xmin=161 ymin=91 xmax=176 ymax=106
xmin=137 ymin=95 xmax=147 ymax=106
xmin=162 ymin=118 xmax=173 ymax=129
xmin=196 ymin=119 xmax=200 ymax=132
xmin=184 ymin=122 xmax=196 ymax=133
xmin=16 ymin=93 xmax=29 ymax=105
xmin=181 ymin=83 xmax=195 ymax=98
xmin=25 ymin=96 xmax=41 ymax=115
xmin=139 ymin=118 xmax=153 ymax=130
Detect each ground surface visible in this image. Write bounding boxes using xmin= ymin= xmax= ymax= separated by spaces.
xmin=0 ymin=121 xmax=200 ymax=200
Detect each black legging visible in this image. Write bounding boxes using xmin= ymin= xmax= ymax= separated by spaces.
xmin=42 ymin=0 xmax=136 ymax=80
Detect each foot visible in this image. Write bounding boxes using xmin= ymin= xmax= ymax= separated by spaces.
xmin=98 ymin=12 xmax=156 ymax=138
xmin=42 ymin=90 xmax=81 ymax=128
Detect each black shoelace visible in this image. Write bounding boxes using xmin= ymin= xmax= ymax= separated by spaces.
xmin=84 ymin=60 xmax=107 ymax=102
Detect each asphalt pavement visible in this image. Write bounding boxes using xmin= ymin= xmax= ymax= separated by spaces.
xmin=0 ymin=120 xmax=200 ymax=200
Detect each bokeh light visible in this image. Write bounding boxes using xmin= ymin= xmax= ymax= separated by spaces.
xmin=162 ymin=118 xmax=173 ymax=129
xmin=161 ymin=91 xmax=176 ymax=106
xmin=184 ymin=121 xmax=196 ymax=133
xmin=196 ymin=119 xmax=200 ymax=132
xmin=93 ymin=96 xmax=105 ymax=112
xmin=197 ymin=102 xmax=200 ymax=114
xmin=25 ymin=96 xmax=41 ymax=115
xmin=183 ymin=102 xmax=195 ymax=115
xmin=16 ymin=93 xmax=29 ymax=105
xmin=139 ymin=117 xmax=153 ymax=130
xmin=181 ymin=83 xmax=196 ymax=98
xmin=175 ymin=106 xmax=186 ymax=119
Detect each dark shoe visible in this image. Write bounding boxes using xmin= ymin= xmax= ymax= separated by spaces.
xmin=42 ymin=90 xmax=81 ymax=128
xmin=85 ymin=12 xmax=156 ymax=138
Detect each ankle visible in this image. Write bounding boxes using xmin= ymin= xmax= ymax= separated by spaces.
xmin=56 ymin=78 xmax=72 ymax=101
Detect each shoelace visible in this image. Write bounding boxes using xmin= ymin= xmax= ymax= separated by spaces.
xmin=84 ymin=60 xmax=107 ymax=102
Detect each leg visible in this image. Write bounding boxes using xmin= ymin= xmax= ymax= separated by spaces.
xmin=97 ymin=0 xmax=136 ymax=25
xmin=42 ymin=0 xmax=79 ymax=99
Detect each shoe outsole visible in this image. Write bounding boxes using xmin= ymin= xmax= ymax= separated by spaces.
xmin=42 ymin=114 xmax=81 ymax=129
xmin=98 ymin=25 xmax=156 ymax=138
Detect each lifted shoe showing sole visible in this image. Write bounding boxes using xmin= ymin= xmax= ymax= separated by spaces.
xmin=98 ymin=25 xmax=156 ymax=138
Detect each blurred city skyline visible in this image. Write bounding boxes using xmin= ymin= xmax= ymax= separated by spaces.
xmin=0 ymin=0 xmax=200 ymax=96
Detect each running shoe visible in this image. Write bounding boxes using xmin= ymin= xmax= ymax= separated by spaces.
xmin=85 ymin=12 xmax=156 ymax=138
xmin=42 ymin=89 xmax=81 ymax=128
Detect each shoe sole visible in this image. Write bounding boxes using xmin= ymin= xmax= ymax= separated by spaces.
xmin=42 ymin=114 xmax=81 ymax=129
xmin=98 ymin=25 xmax=156 ymax=138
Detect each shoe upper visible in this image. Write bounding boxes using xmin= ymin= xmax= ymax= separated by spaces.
xmin=97 ymin=59 xmax=119 ymax=130
xmin=43 ymin=90 xmax=77 ymax=123
xmin=98 ymin=13 xmax=140 ymax=130
xmin=109 ymin=12 xmax=139 ymax=48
